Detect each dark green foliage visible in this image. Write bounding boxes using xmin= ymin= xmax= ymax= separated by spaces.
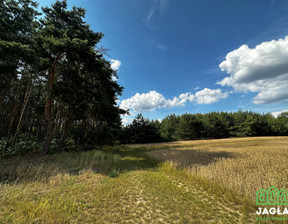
xmin=0 ymin=0 xmax=39 ymax=78
xmin=176 ymin=113 xmax=204 ymax=140
xmin=0 ymin=0 xmax=124 ymax=156
xmin=120 ymin=111 xmax=288 ymax=144
xmin=270 ymin=112 xmax=288 ymax=136
xmin=202 ymin=112 xmax=230 ymax=139
xmin=120 ymin=114 xmax=162 ymax=144
xmin=160 ymin=114 xmax=180 ymax=141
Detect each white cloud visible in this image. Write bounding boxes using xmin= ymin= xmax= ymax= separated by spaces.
xmin=110 ymin=59 xmax=121 ymax=71
xmin=120 ymin=91 xmax=167 ymax=112
xmin=120 ymin=91 xmax=193 ymax=112
xmin=156 ymin=44 xmax=168 ymax=51
xmin=120 ymin=88 xmax=227 ymax=113
xmin=143 ymin=0 xmax=171 ymax=29
xmin=120 ymin=117 xmax=133 ymax=126
xmin=271 ymin=110 xmax=288 ymax=118
xmin=218 ymin=36 xmax=288 ymax=104
xmin=195 ymin=88 xmax=228 ymax=104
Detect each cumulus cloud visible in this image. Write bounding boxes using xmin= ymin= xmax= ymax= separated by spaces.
xmin=110 ymin=59 xmax=121 ymax=71
xmin=120 ymin=89 xmax=227 ymax=112
xmin=195 ymin=88 xmax=228 ymax=104
xmin=121 ymin=117 xmax=134 ymax=126
xmin=218 ymin=36 xmax=288 ymax=104
xmin=120 ymin=91 xmax=166 ymax=112
xmin=120 ymin=91 xmax=193 ymax=112
xmin=271 ymin=110 xmax=288 ymax=118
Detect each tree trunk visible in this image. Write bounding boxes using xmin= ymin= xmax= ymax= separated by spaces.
xmin=8 ymin=77 xmax=24 ymax=136
xmin=0 ymin=86 xmax=9 ymax=114
xmin=57 ymin=117 xmax=71 ymax=152
xmin=43 ymin=53 xmax=62 ymax=154
xmin=0 ymin=86 xmax=10 ymax=137
xmin=37 ymin=115 xmax=43 ymax=142
xmin=13 ymin=80 xmax=32 ymax=155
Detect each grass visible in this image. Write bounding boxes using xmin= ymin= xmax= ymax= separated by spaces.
xmin=1 ymin=137 xmax=287 ymax=223
xmin=0 ymin=151 xmax=122 ymax=183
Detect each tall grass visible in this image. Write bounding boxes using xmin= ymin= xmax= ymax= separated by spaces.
xmin=0 ymin=140 xmax=265 ymax=223
xmin=0 ymin=151 xmax=121 ymax=183
xmin=146 ymin=137 xmax=288 ymax=200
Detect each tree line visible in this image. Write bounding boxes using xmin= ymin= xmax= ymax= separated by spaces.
xmin=120 ymin=111 xmax=288 ymax=143
xmin=0 ymin=0 xmax=124 ymax=156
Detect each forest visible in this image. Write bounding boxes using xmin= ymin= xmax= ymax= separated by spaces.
xmin=121 ymin=111 xmax=288 ymax=144
xmin=1 ymin=0 xmax=288 ymax=157
xmin=0 ymin=0 xmax=125 ymax=156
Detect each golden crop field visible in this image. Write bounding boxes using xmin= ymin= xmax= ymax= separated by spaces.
xmin=146 ymin=136 xmax=288 ymax=200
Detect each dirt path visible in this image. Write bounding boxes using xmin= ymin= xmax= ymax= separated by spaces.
xmin=93 ymin=169 xmax=254 ymax=224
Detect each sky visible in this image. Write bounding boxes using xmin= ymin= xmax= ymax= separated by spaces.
xmin=37 ymin=0 xmax=288 ymax=125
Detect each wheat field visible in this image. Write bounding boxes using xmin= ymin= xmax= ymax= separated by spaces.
xmin=145 ymin=136 xmax=288 ymax=200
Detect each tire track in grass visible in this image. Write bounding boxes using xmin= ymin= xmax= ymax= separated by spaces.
xmin=0 ymin=168 xmax=254 ymax=223
xmin=137 ymin=170 xmax=243 ymax=223
xmin=117 ymin=171 xmax=170 ymax=224
xmin=100 ymin=169 xmax=254 ymax=223
xmin=163 ymin=173 xmax=247 ymax=223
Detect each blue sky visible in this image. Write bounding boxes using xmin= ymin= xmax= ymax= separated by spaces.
xmin=38 ymin=0 xmax=288 ymax=124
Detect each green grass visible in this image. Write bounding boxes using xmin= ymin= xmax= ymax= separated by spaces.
xmin=0 ymin=140 xmax=264 ymax=223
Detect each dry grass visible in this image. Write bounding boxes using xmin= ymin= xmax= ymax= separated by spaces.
xmin=0 ymin=166 xmax=254 ymax=223
xmin=2 ymin=137 xmax=285 ymax=223
xmin=0 ymin=151 xmax=121 ymax=183
xmin=0 ymin=143 xmax=257 ymax=223
xmin=146 ymin=136 xmax=288 ymax=200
